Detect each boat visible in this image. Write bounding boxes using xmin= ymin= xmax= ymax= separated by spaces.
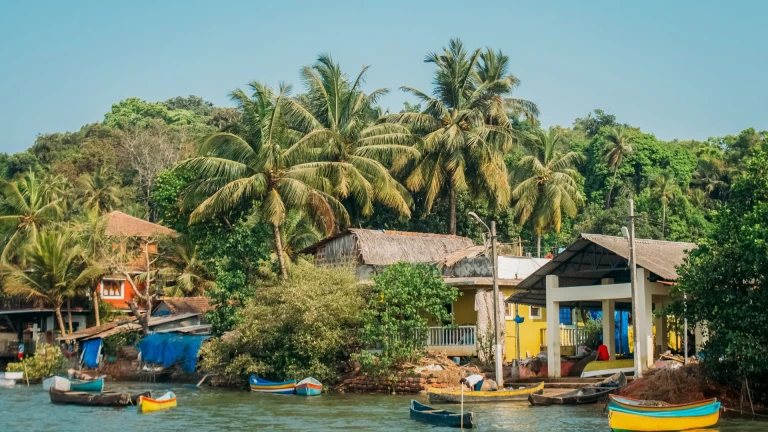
xmin=295 ymin=377 xmax=322 ymax=396
xmin=529 ymin=372 xmax=627 ymax=406
xmin=49 ymin=389 xmax=130 ymax=406
xmin=137 ymin=391 xmax=177 ymax=413
xmin=608 ymin=394 xmax=718 ymax=412
xmin=608 ymin=402 xmax=721 ymax=431
xmin=2 ymin=372 xmax=23 ymax=380
xmin=130 ymin=391 xmax=152 ymax=405
xmin=0 ymin=378 xmax=15 ymax=387
xmin=42 ymin=376 xmax=70 ymax=392
xmin=249 ymin=376 xmax=297 ymax=395
xmin=69 ymin=378 xmax=104 ymax=392
xmin=410 ymin=400 xmax=474 ymax=428
xmin=581 ymin=359 xmax=635 ymax=378
xmin=427 ymin=381 xmax=544 ymax=404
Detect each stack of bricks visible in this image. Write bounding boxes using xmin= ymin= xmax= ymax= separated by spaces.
xmin=340 ymin=372 xmax=458 ymax=394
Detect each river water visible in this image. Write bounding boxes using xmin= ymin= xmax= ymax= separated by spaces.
xmin=0 ymin=382 xmax=764 ymax=431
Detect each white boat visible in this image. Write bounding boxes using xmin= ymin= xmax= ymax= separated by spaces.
xmin=42 ymin=376 xmax=70 ymax=392
xmin=0 ymin=378 xmax=15 ymax=387
xmin=2 ymin=372 xmax=23 ymax=380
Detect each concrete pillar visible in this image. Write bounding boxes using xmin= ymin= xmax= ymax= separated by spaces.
xmin=546 ymin=275 xmax=561 ymax=377
xmin=635 ymin=269 xmax=655 ymax=369
xmin=694 ymin=322 xmax=708 ymax=353
xmin=602 ymin=299 xmax=615 ymax=359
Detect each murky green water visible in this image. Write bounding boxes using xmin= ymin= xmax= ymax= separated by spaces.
xmin=0 ymin=382 xmax=764 ymax=431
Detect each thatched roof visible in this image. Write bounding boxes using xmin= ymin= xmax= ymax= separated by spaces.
xmin=104 ymin=211 xmax=176 ymax=238
xmin=508 ymin=234 xmax=696 ymax=307
xmin=302 ymin=229 xmax=473 ymax=266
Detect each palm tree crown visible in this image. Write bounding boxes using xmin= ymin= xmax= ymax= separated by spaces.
xmin=77 ymin=167 xmax=122 ymax=212
xmin=602 ymin=126 xmax=634 ymax=208
xmin=650 ymin=170 xmax=680 ymax=239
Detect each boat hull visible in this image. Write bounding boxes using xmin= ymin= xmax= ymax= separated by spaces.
xmin=138 ymin=392 xmax=177 ymax=413
xmin=295 ymin=377 xmax=322 ymax=396
xmin=608 ymin=394 xmax=717 ymax=412
xmin=69 ymin=378 xmax=104 ymax=392
xmin=530 ymin=372 xmax=626 ymax=406
xmin=428 ymin=382 xmax=544 ymax=404
xmin=410 ymin=400 xmax=474 ymax=428
xmin=608 ymin=402 xmax=721 ymax=431
xmin=49 ymin=389 xmax=130 ymax=406
xmin=249 ymin=376 xmax=296 ymax=395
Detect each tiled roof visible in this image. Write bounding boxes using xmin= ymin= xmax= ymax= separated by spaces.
xmin=158 ymin=297 xmax=214 ymax=316
xmin=104 ymin=211 xmax=176 ymax=238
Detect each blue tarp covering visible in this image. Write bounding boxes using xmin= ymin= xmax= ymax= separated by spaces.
xmin=139 ymin=333 xmax=210 ymax=373
xmin=82 ymin=338 xmax=102 ymax=368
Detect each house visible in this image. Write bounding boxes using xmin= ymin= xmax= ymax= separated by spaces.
xmin=301 ymin=228 xmax=474 ymax=279
xmin=98 ymin=211 xmax=176 ymax=312
xmin=508 ymin=233 xmax=700 ymax=377
xmin=153 ymin=297 xmax=214 ymax=321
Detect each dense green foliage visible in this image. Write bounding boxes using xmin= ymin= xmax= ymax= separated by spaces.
xmin=6 ymin=344 xmax=67 ymax=379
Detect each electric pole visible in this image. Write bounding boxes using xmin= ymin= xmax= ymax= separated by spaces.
xmin=491 ymin=221 xmax=503 ymax=386
xmin=628 ymin=199 xmax=643 ymax=378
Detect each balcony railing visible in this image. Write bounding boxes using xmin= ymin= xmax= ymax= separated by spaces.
xmin=425 ymin=325 xmax=477 ymax=347
xmin=560 ymin=324 xmax=589 ymax=347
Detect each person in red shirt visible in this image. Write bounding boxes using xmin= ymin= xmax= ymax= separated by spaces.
xmin=596 ymin=344 xmax=610 ymax=361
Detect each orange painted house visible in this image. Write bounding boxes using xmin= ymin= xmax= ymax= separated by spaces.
xmin=98 ymin=211 xmax=176 ymax=312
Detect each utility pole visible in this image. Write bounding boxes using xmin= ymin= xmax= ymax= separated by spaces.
xmin=491 ymin=221 xmax=503 ymax=386
xmin=683 ymin=291 xmax=688 ymax=365
xmin=628 ymin=199 xmax=643 ymax=378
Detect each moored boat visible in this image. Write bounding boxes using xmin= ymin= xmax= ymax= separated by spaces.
xmin=410 ymin=400 xmax=474 ymax=428
xmin=608 ymin=394 xmax=717 ymax=412
xmin=69 ymin=378 xmax=104 ymax=392
xmin=427 ymin=381 xmax=544 ymax=404
xmin=249 ymin=376 xmax=297 ymax=395
xmin=295 ymin=377 xmax=322 ymax=396
xmin=608 ymin=401 xmax=721 ymax=431
xmin=49 ymin=389 xmax=130 ymax=406
xmin=529 ymin=372 xmax=627 ymax=406
xmin=137 ymin=391 xmax=177 ymax=413
xmin=130 ymin=391 xmax=152 ymax=405
xmin=42 ymin=376 xmax=70 ymax=392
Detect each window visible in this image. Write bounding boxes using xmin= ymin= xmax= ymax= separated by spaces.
xmin=506 ymin=303 xmax=515 ymax=319
xmin=559 ymin=306 xmax=573 ymax=325
xmin=529 ymin=305 xmax=542 ymax=319
xmin=101 ymin=279 xmax=124 ymax=299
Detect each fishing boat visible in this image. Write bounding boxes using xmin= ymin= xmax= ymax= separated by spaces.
xmin=69 ymin=378 xmax=104 ymax=392
xmin=42 ymin=376 xmax=70 ymax=392
xmin=249 ymin=376 xmax=297 ymax=395
xmin=49 ymin=389 xmax=130 ymax=406
xmin=608 ymin=394 xmax=718 ymax=412
xmin=295 ymin=377 xmax=322 ymax=396
xmin=529 ymin=372 xmax=627 ymax=406
xmin=427 ymin=381 xmax=544 ymax=404
xmin=608 ymin=401 xmax=721 ymax=431
xmin=410 ymin=400 xmax=474 ymax=428
xmin=137 ymin=391 xmax=177 ymax=413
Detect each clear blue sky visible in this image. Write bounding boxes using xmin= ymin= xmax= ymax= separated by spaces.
xmin=1 ymin=0 xmax=767 ymax=154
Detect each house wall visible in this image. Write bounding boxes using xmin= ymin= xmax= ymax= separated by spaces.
xmin=97 ymin=278 xmax=145 ymax=311
xmin=315 ymin=235 xmax=359 ymax=266
xmin=45 ymin=314 xmax=87 ymax=334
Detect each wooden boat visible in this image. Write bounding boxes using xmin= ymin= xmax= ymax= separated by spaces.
xmin=49 ymin=389 xmax=130 ymax=406
xmin=529 ymin=372 xmax=627 ymax=406
xmin=42 ymin=376 xmax=70 ymax=392
xmin=427 ymin=381 xmax=544 ymax=404
xmin=295 ymin=377 xmax=322 ymax=396
xmin=608 ymin=394 xmax=718 ymax=412
xmin=608 ymin=402 xmax=721 ymax=431
xmin=69 ymin=378 xmax=104 ymax=392
xmin=410 ymin=400 xmax=474 ymax=428
xmin=137 ymin=391 xmax=177 ymax=413
xmin=249 ymin=376 xmax=297 ymax=395
xmin=581 ymin=359 xmax=634 ymax=378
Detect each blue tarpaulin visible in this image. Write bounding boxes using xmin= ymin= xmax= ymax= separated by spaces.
xmin=139 ymin=333 xmax=210 ymax=373
xmin=82 ymin=339 xmax=102 ymax=368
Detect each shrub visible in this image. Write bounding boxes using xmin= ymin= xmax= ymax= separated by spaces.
xmin=6 ymin=344 xmax=67 ymax=379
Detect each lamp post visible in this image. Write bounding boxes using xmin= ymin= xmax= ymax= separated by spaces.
xmin=468 ymin=212 xmax=503 ymax=386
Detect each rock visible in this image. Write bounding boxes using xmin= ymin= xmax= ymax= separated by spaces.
xmin=481 ymin=379 xmax=498 ymax=391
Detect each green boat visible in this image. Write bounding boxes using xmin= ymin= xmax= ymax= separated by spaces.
xmin=69 ymin=378 xmax=104 ymax=392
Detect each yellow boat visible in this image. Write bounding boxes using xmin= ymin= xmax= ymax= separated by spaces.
xmin=608 ymin=394 xmax=717 ymax=412
xmin=137 ymin=391 xmax=177 ymax=414
xmin=608 ymin=401 xmax=720 ymax=431
xmin=427 ymin=382 xmax=544 ymax=403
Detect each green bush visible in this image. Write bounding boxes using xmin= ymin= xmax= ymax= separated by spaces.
xmin=6 ymin=344 xmax=67 ymax=379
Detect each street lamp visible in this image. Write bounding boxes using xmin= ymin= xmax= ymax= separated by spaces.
xmin=468 ymin=212 xmax=503 ymax=386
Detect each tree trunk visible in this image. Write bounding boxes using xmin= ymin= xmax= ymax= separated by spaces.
xmin=273 ymin=222 xmax=288 ymax=280
xmin=93 ymin=289 xmax=101 ymax=327
xmin=662 ymin=204 xmax=666 ymax=240
xmin=66 ymin=298 xmax=73 ymax=334
xmin=449 ymin=182 xmax=457 ymax=235
xmin=127 ymin=301 xmax=149 ymax=335
xmin=537 ymin=233 xmax=542 ymax=258
xmin=606 ymin=169 xmax=618 ymax=209
xmin=55 ymin=305 xmax=67 ymax=339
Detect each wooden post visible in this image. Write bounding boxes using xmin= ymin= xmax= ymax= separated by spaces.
xmin=628 ymin=199 xmax=642 ymax=378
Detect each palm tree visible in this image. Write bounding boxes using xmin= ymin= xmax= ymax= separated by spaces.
xmin=77 ymin=167 xmax=122 ymax=212
xmin=602 ymin=127 xmax=633 ymax=208
xmin=650 ymin=170 xmax=680 ymax=239
xmin=0 ymin=171 xmax=62 ymax=263
xmin=178 ymin=83 xmax=349 ymax=280
xmin=691 ymin=158 xmax=727 ymax=198
xmin=386 ymin=39 xmax=535 ymax=234
xmin=71 ymin=208 xmax=109 ymax=325
xmin=510 ymin=129 xmax=585 ymax=257
xmin=280 ymin=54 xmax=417 ymax=219
xmin=152 ymin=236 xmax=215 ymax=297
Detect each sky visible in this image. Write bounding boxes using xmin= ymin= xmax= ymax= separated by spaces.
xmin=1 ymin=0 xmax=767 ymax=154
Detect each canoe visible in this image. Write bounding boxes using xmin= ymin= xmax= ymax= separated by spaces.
xmin=608 ymin=394 xmax=718 ymax=412
xmin=608 ymin=402 xmax=721 ymax=431
xmin=0 ymin=378 xmax=15 ymax=387
xmin=530 ymin=373 xmax=627 ymax=406
xmin=70 ymin=378 xmax=104 ymax=392
xmin=42 ymin=376 xmax=70 ymax=392
xmin=137 ymin=391 xmax=177 ymax=413
xmin=49 ymin=389 xmax=130 ymax=406
xmin=427 ymin=382 xmax=544 ymax=404
xmin=295 ymin=377 xmax=322 ymax=396
xmin=249 ymin=376 xmax=297 ymax=395
xmin=581 ymin=359 xmax=635 ymax=378
xmin=410 ymin=400 xmax=474 ymax=428
xmin=2 ymin=372 xmax=23 ymax=380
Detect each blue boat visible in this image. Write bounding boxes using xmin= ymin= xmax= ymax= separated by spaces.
xmin=248 ymin=376 xmax=296 ymax=394
xmin=295 ymin=377 xmax=322 ymax=396
xmin=410 ymin=400 xmax=474 ymax=428
xmin=69 ymin=378 xmax=104 ymax=392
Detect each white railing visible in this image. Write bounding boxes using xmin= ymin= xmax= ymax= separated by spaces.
xmin=560 ymin=324 xmax=588 ymax=347
xmin=425 ymin=325 xmax=477 ymax=347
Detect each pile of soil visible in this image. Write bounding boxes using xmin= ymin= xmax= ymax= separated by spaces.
xmin=619 ymin=365 xmax=723 ymax=405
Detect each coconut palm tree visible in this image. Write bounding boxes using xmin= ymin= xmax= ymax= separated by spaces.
xmin=650 ymin=170 xmax=680 ymax=239
xmin=0 ymin=171 xmax=62 ymax=263
xmin=77 ymin=167 xmax=122 ymax=212
xmin=280 ymin=54 xmax=417 ymax=219
xmin=691 ymin=158 xmax=727 ymax=198
xmin=70 ymin=208 xmax=109 ymax=325
xmin=510 ymin=129 xmax=585 ymax=257
xmin=602 ymin=127 xmax=634 ymax=208
xmin=178 ymin=83 xmax=349 ymax=280
xmin=386 ymin=39 xmax=534 ymax=234
xmin=152 ymin=235 xmax=215 ymax=297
